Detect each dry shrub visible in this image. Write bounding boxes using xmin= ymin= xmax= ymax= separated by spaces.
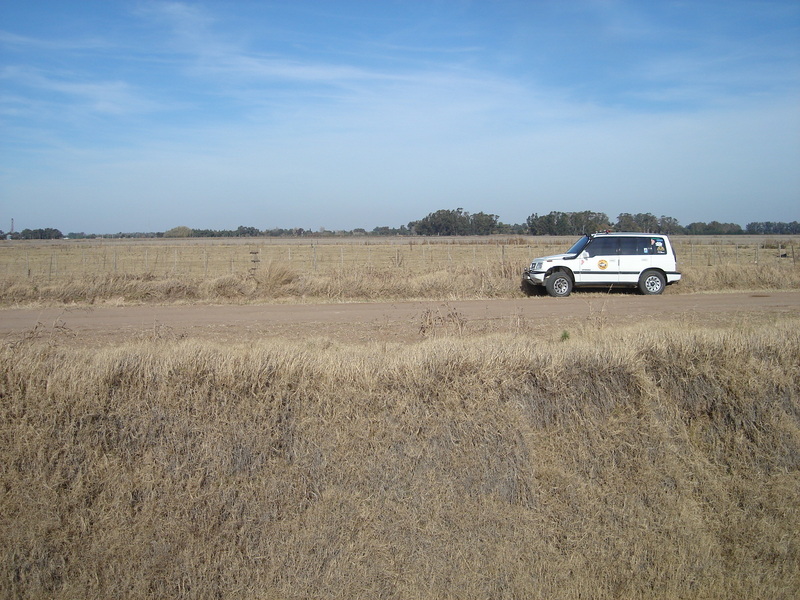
xmin=328 ymin=262 xmax=522 ymax=301
xmin=258 ymin=260 xmax=299 ymax=289
xmin=0 ymin=274 xmax=200 ymax=305
xmin=2 ymin=318 xmax=799 ymax=599
xmin=200 ymin=273 xmax=258 ymax=300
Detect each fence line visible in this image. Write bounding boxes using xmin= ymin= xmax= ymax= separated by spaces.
xmin=0 ymin=238 xmax=797 ymax=281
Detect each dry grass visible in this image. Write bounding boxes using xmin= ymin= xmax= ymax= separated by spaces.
xmin=0 ymin=236 xmax=798 ymax=306
xmin=2 ymin=315 xmax=799 ymax=599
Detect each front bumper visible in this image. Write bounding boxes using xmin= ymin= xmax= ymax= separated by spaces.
xmin=522 ymin=269 xmax=547 ymax=285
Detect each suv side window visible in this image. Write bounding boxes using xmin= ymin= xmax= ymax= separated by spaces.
xmin=619 ymin=237 xmax=639 ymax=255
xmin=644 ymin=237 xmax=667 ymax=254
xmin=585 ymin=237 xmax=619 ymax=257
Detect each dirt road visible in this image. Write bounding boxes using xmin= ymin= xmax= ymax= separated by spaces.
xmin=1 ymin=291 xmax=798 ymax=345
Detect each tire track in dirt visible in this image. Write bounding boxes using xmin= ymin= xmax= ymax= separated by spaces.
xmin=1 ymin=291 xmax=798 ymax=345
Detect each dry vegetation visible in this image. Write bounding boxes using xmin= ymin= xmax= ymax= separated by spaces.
xmin=2 ymin=313 xmax=799 ymax=599
xmin=0 ymin=235 xmax=798 ymax=306
xmin=2 ymin=235 xmax=799 ymax=598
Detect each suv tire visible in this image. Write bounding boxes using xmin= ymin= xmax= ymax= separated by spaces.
xmin=545 ymin=271 xmax=573 ymax=297
xmin=638 ymin=270 xmax=666 ymax=295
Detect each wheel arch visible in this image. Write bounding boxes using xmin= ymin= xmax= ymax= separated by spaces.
xmin=546 ymin=266 xmax=575 ymax=281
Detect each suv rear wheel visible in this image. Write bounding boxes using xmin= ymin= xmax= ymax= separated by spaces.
xmin=638 ymin=270 xmax=666 ymax=295
xmin=545 ymin=271 xmax=573 ymax=297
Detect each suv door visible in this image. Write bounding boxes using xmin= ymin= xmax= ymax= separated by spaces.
xmin=577 ymin=236 xmax=619 ymax=284
xmin=617 ymin=236 xmax=651 ymax=284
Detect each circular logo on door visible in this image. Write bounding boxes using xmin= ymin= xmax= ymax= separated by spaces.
xmin=598 ymin=260 xmax=608 ymax=270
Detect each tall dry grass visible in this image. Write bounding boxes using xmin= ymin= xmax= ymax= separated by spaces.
xmin=0 ymin=261 xmax=797 ymax=307
xmin=2 ymin=317 xmax=799 ymax=598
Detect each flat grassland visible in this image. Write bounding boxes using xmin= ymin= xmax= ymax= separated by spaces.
xmin=1 ymin=236 xmax=799 ymax=599
xmin=0 ymin=235 xmax=798 ymax=305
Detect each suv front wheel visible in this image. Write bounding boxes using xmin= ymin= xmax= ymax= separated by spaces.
xmin=545 ymin=271 xmax=573 ymax=297
xmin=638 ymin=270 xmax=666 ymax=295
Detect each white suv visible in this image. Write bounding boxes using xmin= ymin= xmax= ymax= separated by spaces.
xmin=522 ymin=232 xmax=681 ymax=297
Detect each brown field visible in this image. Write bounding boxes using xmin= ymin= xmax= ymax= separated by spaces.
xmin=1 ymin=236 xmax=799 ymax=599
xmin=0 ymin=235 xmax=798 ymax=306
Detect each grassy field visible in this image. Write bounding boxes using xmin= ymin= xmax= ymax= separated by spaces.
xmin=0 ymin=235 xmax=798 ymax=305
xmin=2 ymin=314 xmax=799 ymax=599
xmin=2 ymin=235 xmax=798 ymax=598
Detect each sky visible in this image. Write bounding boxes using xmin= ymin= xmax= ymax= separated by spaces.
xmin=1 ymin=0 xmax=798 ymax=234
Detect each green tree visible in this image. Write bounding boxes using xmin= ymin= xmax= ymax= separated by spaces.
xmin=469 ymin=212 xmax=499 ymax=235
xmin=164 ymin=226 xmax=193 ymax=238
xmin=235 ymin=226 xmax=261 ymax=237
xmin=658 ymin=216 xmax=684 ymax=234
xmin=410 ymin=208 xmax=471 ymax=235
xmin=615 ymin=213 xmax=658 ymax=232
xmin=615 ymin=213 xmax=638 ymax=231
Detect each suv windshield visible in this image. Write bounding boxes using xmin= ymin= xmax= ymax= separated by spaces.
xmin=566 ymin=235 xmax=590 ymax=255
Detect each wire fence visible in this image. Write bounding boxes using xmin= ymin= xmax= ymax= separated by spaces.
xmin=0 ymin=236 xmax=797 ymax=281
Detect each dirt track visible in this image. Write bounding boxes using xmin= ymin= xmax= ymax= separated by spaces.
xmin=1 ymin=291 xmax=798 ymax=345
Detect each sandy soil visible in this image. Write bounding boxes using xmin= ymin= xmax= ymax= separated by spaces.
xmin=1 ymin=291 xmax=798 ymax=346
xmin=0 ymin=291 xmax=800 ymax=344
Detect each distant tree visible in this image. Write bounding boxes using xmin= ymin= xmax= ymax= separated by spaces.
xmin=526 ymin=211 xmax=567 ymax=235
xmin=409 ymin=208 xmax=499 ymax=236
xmin=410 ymin=208 xmax=469 ymax=235
xmin=235 ymin=225 xmax=261 ymax=237
xmin=164 ymin=226 xmax=193 ymax=238
xmin=19 ymin=227 xmax=62 ymax=239
xmin=569 ymin=211 xmax=610 ymax=234
xmin=615 ymin=213 xmax=638 ymax=231
xmin=372 ymin=225 xmax=410 ymax=236
xmin=707 ymin=221 xmax=743 ymax=235
xmin=657 ymin=216 xmax=684 ymax=234
xmin=684 ymin=221 xmax=743 ymax=235
xmin=615 ymin=212 xmax=659 ymax=232
xmin=746 ymin=221 xmax=800 ymax=234
xmin=469 ymin=211 xmax=500 ymax=235
xmin=685 ymin=222 xmax=708 ymax=235
xmin=526 ymin=211 xmax=608 ymax=236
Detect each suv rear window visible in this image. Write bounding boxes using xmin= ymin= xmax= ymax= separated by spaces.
xmin=616 ymin=236 xmax=668 ymax=255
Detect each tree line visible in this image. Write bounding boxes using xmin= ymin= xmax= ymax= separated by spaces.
xmin=2 ymin=228 xmax=64 ymax=240
xmin=4 ymin=212 xmax=799 ymax=240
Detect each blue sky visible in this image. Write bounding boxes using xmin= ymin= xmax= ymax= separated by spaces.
xmin=1 ymin=0 xmax=798 ymax=234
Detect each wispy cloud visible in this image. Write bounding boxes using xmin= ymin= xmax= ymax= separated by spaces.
xmin=0 ymin=66 xmax=161 ymax=115
xmin=0 ymin=29 xmax=109 ymax=51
